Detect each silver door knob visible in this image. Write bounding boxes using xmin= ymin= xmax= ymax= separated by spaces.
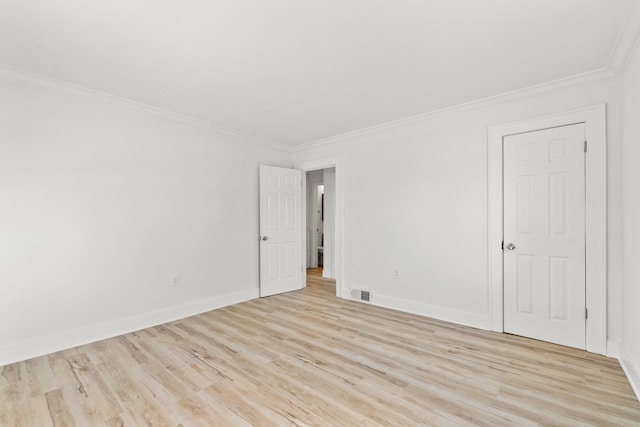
xmin=506 ymin=243 xmax=516 ymax=250
xmin=261 ymin=236 xmax=268 ymax=241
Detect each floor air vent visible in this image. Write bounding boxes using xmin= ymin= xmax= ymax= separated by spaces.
xmin=351 ymin=289 xmax=371 ymax=303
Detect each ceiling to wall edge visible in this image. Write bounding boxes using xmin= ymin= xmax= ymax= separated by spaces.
xmin=0 ymin=65 xmax=290 ymax=152
xmin=2 ymin=3 xmax=639 ymax=154
xmin=606 ymin=0 xmax=640 ymax=75
xmin=296 ymin=2 xmax=640 ymax=152
xmin=292 ymin=67 xmax=616 ymax=152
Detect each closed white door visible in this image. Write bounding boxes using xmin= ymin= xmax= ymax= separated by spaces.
xmin=259 ymin=165 xmax=303 ymax=297
xmin=503 ymin=124 xmax=586 ymax=349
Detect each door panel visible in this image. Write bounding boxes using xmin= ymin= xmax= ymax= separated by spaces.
xmin=259 ymin=165 xmax=302 ymax=297
xmin=503 ymin=124 xmax=586 ymax=349
xmin=549 ymin=256 xmax=568 ymax=320
xmin=516 ymin=254 xmax=533 ymax=315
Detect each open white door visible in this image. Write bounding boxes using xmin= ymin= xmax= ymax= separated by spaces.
xmin=503 ymin=123 xmax=586 ymax=349
xmin=259 ymin=165 xmax=303 ymax=297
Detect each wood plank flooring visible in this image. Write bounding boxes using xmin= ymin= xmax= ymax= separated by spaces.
xmin=1 ymin=270 xmax=639 ymax=426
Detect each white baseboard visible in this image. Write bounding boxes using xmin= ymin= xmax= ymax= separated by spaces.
xmin=0 ymin=288 xmax=258 ymax=367
xmin=345 ymin=290 xmax=492 ymax=331
xmin=607 ymin=340 xmax=620 ymax=358
xmin=619 ymin=344 xmax=640 ymax=402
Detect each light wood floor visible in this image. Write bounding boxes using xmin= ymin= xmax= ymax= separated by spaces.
xmin=2 ymin=270 xmax=639 ymax=426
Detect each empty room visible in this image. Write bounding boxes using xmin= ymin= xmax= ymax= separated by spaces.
xmin=2 ymin=0 xmax=640 ymax=425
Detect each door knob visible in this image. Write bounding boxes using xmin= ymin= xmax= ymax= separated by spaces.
xmin=506 ymin=243 xmax=516 ymax=250
xmin=261 ymin=236 xmax=268 ymax=241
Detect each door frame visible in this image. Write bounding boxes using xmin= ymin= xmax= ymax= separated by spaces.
xmin=296 ymin=157 xmax=343 ymax=298
xmin=488 ymin=104 xmax=607 ymax=355
xmin=308 ymin=182 xmax=324 ymax=269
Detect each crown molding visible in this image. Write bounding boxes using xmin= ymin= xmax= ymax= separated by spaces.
xmin=0 ymin=65 xmax=291 ymax=152
xmin=293 ymin=67 xmax=616 ymax=152
xmin=5 ymin=0 xmax=640 ymax=156
xmin=606 ymin=0 xmax=640 ymax=76
xmin=294 ymin=3 xmax=640 ymax=152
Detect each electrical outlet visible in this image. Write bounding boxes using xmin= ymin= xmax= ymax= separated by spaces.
xmin=393 ymin=269 xmax=400 ymax=279
xmin=172 ymin=275 xmax=181 ymax=287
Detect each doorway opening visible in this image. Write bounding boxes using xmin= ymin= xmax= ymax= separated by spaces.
xmin=305 ymin=168 xmax=335 ymax=281
xmin=297 ymin=157 xmax=342 ymax=298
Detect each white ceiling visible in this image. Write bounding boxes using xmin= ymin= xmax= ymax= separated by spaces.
xmin=0 ymin=0 xmax=633 ymax=146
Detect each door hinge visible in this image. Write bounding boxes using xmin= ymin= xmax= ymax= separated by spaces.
xmin=584 ymin=140 xmax=587 ymax=153
xmin=585 ymin=308 xmax=588 ymax=320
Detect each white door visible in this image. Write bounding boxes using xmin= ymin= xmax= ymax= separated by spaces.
xmin=259 ymin=165 xmax=303 ymax=297
xmin=503 ymin=124 xmax=586 ymax=349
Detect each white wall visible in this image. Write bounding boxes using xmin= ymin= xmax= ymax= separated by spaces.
xmin=0 ymin=73 xmax=290 ymax=366
xmin=306 ymin=170 xmax=324 ymax=268
xmin=317 ymin=186 xmax=324 ymax=246
xmin=293 ymin=79 xmax=623 ymax=339
xmin=621 ymin=40 xmax=640 ymax=398
xmin=0 ymin=65 xmax=631 ymax=375
xmin=322 ymin=168 xmax=336 ymax=279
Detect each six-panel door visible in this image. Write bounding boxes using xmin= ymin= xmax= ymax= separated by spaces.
xmin=259 ymin=165 xmax=303 ymax=297
xmin=503 ymin=124 xmax=586 ymax=349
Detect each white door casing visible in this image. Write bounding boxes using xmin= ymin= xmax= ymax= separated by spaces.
xmin=323 ymin=168 xmax=336 ymax=279
xmin=259 ymin=165 xmax=303 ymax=297
xmin=503 ymin=124 xmax=586 ymax=349
xmin=488 ymin=105 xmax=607 ymax=355
xmin=296 ymin=157 xmax=343 ymax=298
